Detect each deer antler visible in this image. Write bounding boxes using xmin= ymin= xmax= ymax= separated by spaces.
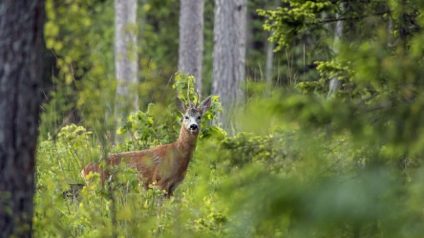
xmin=186 ymin=82 xmax=192 ymax=108
xmin=195 ymin=90 xmax=200 ymax=108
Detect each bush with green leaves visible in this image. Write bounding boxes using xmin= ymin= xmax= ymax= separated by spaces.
xmin=35 ymin=74 xmax=231 ymax=237
xmin=34 ymin=1 xmax=424 ymax=237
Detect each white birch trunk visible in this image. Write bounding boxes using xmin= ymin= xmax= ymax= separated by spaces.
xmin=178 ymin=0 xmax=204 ymax=93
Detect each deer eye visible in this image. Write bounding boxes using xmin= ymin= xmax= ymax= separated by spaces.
xmin=197 ymin=116 xmax=201 ymax=120
xmin=184 ymin=116 xmax=189 ymax=120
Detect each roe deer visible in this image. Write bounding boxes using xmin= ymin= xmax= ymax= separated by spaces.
xmin=81 ymin=96 xmax=212 ymax=197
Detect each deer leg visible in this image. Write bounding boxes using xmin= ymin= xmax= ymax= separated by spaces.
xmin=165 ymin=183 xmax=177 ymax=198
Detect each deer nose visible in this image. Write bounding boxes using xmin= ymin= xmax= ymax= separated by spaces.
xmin=189 ymin=124 xmax=198 ymax=130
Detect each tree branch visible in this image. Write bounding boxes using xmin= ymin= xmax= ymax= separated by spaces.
xmin=316 ymin=10 xmax=390 ymax=24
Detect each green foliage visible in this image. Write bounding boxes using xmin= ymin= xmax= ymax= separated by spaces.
xmin=116 ymin=103 xmax=178 ymax=151
xmin=258 ymin=0 xmax=334 ymax=50
xmin=173 ymin=73 xmax=199 ymax=107
xmin=40 ymin=0 xmax=182 ymax=138
xmin=259 ymin=0 xmax=424 ymax=160
xmin=35 ymin=87 xmax=231 ymax=237
xmin=35 ymin=111 xmax=424 ymax=237
xmin=173 ymin=73 xmax=224 ymax=137
xmin=35 ymin=0 xmax=424 ymax=237
xmin=41 ymin=0 xmax=116 ymax=137
xmin=220 ymin=132 xmax=290 ymax=172
xmin=115 ymin=74 xmax=225 ymax=152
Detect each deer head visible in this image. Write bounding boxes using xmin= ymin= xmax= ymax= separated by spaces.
xmin=180 ymin=96 xmax=212 ymax=135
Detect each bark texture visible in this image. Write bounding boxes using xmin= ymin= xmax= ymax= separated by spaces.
xmin=328 ymin=5 xmax=344 ymax=98
xmin=178 ymin=0 xmax=204 ymax=93
xmin=265 ymin=40 xmax=274 ymax=95
xmin=212 ymin=0 xmax=247 ymax=131
xmin=0 ymin=0 xmax=46 ymax=236
xmin=115 ymin=0 xmax=138 ymax=121
xmin=264 ymin=0 xmax=279 ymax=95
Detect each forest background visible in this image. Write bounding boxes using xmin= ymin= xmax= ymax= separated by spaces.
xmin=2 ymin=0 xmax=424 ymax=237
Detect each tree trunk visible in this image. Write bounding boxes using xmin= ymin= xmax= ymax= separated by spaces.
xmin=0 ymin=0 xmax=46 ymax=236
xmin=328 ymin=5 xmax=344 ymax=98
xmin=265 ymin=0 xmax=279 ymax=95
xmin=212 ymin=0 xmax=247 ymax=131
xmin=115 ymin=0 xmax=138 ymax=123
xmin=178 ymin=0 xmax=204 ymax=93
xmin=265 ymin=40 xmax=274 ymax=95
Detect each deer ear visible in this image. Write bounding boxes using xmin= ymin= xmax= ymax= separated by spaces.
xmin=200 ymin=96 xmax=212 ymax=114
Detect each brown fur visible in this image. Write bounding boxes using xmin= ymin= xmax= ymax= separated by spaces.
xmin=81 ymin=107 xmax=206 ymax=197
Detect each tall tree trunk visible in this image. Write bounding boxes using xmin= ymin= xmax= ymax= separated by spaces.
xmin=115 ymin=0 xmax=138 ymax=124
xmin=265 ymin=0 xmax=279 ymax=95
xmin=178 ymin=0 xmax=204 ymax=94
xmin=265 ymin=40 xmax=274 ymax=95
xmin=212 ymin=0 xmax=247 ymax=131
xmin=0 ymin=0 xmax=46 ymax=236
xmin=328 ymin=5 xmax=344 ymax=98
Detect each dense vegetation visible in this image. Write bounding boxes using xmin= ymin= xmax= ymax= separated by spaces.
xmin=34 ymin=0 xmax=424 ymax=237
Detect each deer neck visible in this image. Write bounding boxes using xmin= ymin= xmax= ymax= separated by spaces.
xmin=175 ymin=125 xmax=198 ymax=159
